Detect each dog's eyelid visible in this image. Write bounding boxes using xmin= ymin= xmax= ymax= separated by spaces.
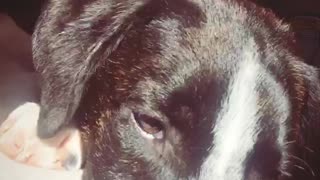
xmin=131 ymin=111 xmax=165 ymax=140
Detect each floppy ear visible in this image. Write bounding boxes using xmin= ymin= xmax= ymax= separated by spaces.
xmin=301 ymin=64 xmax=320 ymax=159
xmin=302 ymin=65 xmax=320 ymax=178
xmin=287 ymin=60 xmax=320 ymax=176
xmin=293 ymin=62 xmax=320 ymax=135
xmin=287 ymin=60 xmax=320 ymax=139
xmin=303 ymin=66 xmax=320 ymax=124
xmin=32 ymin=0 xmax=155 ymax=138
xmin=300 ymin=63 xmax=320 ymax=150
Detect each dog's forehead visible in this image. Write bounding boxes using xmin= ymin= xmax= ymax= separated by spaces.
xmin=139 ymin=1 xmax=260 ymax=82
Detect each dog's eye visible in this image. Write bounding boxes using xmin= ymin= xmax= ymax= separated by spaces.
xmin=132 ymin=112 xmax=164 ymax=140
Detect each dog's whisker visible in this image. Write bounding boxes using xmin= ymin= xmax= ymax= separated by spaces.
xmin=289 ymin=154 xmax=316 ymax=177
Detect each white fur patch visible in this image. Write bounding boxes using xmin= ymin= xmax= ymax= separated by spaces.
xmin=199 ymin=49 xmax=262 ymax=180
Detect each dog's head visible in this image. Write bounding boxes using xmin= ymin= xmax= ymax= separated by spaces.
xmin=33 ymin=0 xmax=320 ymax=179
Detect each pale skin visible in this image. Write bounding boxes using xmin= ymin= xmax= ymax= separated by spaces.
xmin=0 ymin=102 xmax=82 ymax=170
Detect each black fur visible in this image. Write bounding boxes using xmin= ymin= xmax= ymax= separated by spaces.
xmin=32 ymin=0 xmax=320 ymax=179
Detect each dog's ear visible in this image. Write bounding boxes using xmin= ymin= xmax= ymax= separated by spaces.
xmin=288 ymin=60 xmax=320 ymax=135
xmin=288 ymin=60 xmax=320 ymax=174
xmin=301 ymin=63 xmax=320 ymax=147
xmin=303 ymin=65 xmax=320 ymax=124
xmin=32 ymin=0 xmax=156 ymax=138
xmin=293 ymin=61 xmax=320 ymax=130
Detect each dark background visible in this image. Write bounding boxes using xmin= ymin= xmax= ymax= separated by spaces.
xmin=0 ymin=0 xmax=44 ymax=34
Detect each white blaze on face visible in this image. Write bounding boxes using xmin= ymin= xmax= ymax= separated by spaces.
xmin=199 ymin=50 xmax=263 ymax=180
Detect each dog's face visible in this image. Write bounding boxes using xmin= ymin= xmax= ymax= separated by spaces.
xmin=76 ymin=2 xmax=293 ymax=180
xmin=82 ymin=44 xmax=290 ymax=180
xmin=32 ymin=0 xmax=320 ymax=180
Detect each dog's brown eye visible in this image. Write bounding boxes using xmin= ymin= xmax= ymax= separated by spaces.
xmin=132 ymin=112 xmax=164 ymax=139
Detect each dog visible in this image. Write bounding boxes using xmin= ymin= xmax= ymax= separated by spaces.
xmin=32 ymin=0 xmax=320 ymax=179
